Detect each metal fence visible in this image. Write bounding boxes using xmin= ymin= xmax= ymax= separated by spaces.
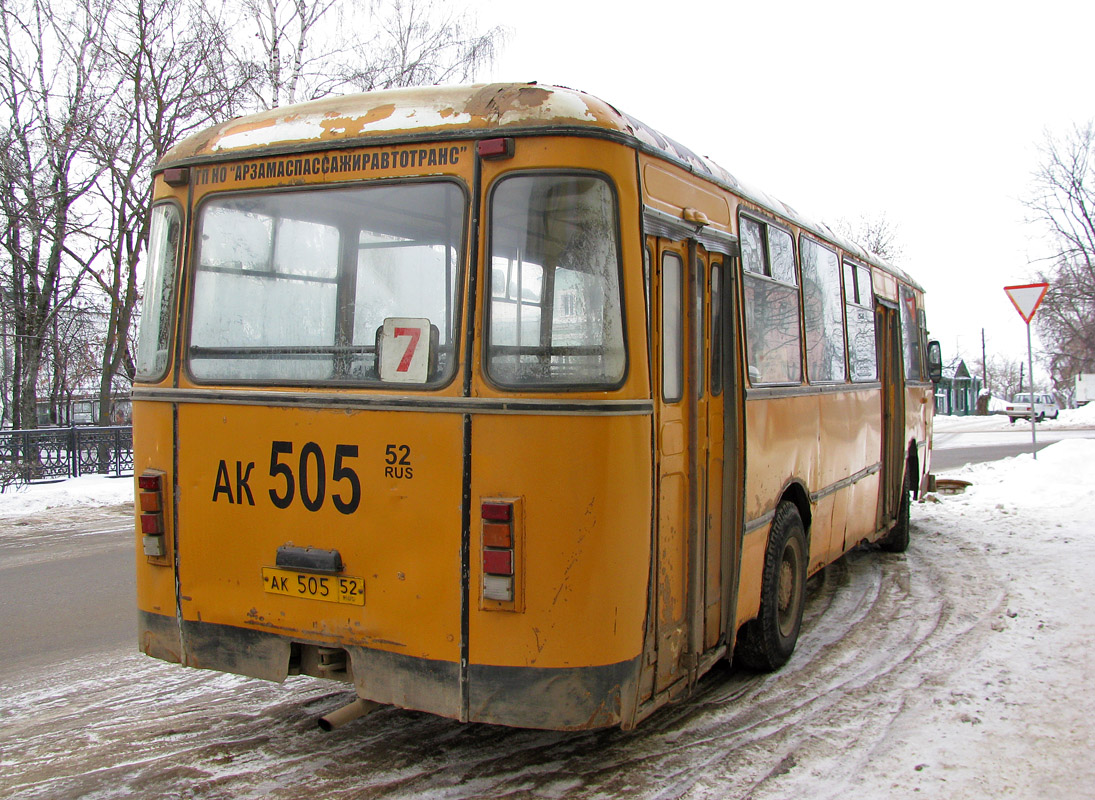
xmin=0 ymin=425 xmax=133 ymax=486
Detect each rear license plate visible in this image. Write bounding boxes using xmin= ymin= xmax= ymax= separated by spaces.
xmin=262 ymin=567 xmax=364 ymax=606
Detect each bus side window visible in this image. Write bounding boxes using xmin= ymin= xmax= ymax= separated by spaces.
xmin=695 ymin=254 xmax=705 ymax=397
xmin=710 ymin=262 xmax=723 ymax=395
xmin=801 ymin=238 xmax=846 ymax=383
xmin=844 ymin=260 xmax=877 ymax=382
xmin=899 ymin=284 xmax=924 ymax=382
xmin=739 ymin=212 xmax=802 ymax=385
xmin=662 ymin=252 xmax=683 ymax=402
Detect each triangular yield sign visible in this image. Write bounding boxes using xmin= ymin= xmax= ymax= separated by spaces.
xmin=1004 ymin=283 xmax=1049 ymax=324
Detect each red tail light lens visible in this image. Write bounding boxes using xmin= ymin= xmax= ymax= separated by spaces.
xmin=140 ymin=513 xmax=163 ymax=534
xmin=483 ymin=549 xmax=513 ymax=576
xmin=481 ymin=502 xmax=512 ymax=522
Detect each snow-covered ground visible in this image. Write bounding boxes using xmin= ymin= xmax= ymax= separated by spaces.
xmin=2 ymin=436 xmax=1094 ymax=798
xmin=934 ymin=400 xmax=1095 ymax=432
xmin=0 ymin=473 xmax=134 ymax=517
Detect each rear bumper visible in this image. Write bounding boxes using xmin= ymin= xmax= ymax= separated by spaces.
xmin=138 ymin=611 xmax=639 ymax=729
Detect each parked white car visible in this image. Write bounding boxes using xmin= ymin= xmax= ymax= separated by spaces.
xmin=1006 ymin=392 xmax=1060 ymax=423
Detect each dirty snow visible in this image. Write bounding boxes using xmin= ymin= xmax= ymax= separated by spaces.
xmin=0 ymin=473 xmax=133 ymax=518
xmin=2 ymin=436 xmax=1095 ymax=798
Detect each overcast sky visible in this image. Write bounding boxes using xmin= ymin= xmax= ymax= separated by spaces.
xmin=468 ymin=0 xmax=1093 ymax=381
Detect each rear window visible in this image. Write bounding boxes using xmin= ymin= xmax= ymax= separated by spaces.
xmin=486 ymin=173 xmax=626 ymax=388
xmin=188 ymin=181 xmax=465 ymax=386
xmin=135 ymin=203 xmax=181 ymax=380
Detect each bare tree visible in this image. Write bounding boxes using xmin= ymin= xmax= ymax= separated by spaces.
xmin=83 ymin=0 xmax=248 ymax=425
xmin=971 ymin=353 xmax=1029 ymax=401
xmin=360 ymin=0 xmax=504 ymax=91
xmin=0 ymin=0 xmax=109 ymax=429
xmin=235 ymin=0 xmax=505 ymax=108
xmin=1026 ymin=122 xmax=1095 ymax=390
xmin=1 ymin=0 xmax=504 ymax=432
xmin=831 ymin=212 xmax=905 ymax=264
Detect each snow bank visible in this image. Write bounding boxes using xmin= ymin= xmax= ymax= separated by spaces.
xmin=942 ymin=437 xmax=1095 ymax=511
xmin=0 ymin=474 xmax=133 ymax=518
xmin=1063 ymin=400 xmax=1095 ymax=424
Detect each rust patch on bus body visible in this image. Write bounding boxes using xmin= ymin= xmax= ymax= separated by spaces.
xmin=329 ymin=102 xmax=397 ymax=137
xmin=465 ymin=84 xmax=553 ymax=122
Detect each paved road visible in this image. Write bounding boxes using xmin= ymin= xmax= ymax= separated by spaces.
xmin=932 ymin=441 xmax=1048 ymax=471
xmin=932 ymin=427 xmax=1094 ymax=472
xmin=0 ymin=506 xmax=134 ymax=675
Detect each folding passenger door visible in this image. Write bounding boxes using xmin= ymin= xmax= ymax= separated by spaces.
xmin=876 ymin=300 xmax=906 ymax=527
xmin=648 ymin=231 xmax=740 ymax=694
xmin=650 ymin=236 xmax=693 ymax=694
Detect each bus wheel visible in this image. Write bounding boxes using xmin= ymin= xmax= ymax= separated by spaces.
xmin=878 ymin=470 xmax=911 ymax=553
xmin=734 ymin=501 xmax=806 ymax=672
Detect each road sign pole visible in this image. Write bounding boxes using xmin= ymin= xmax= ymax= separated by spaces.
xmin=1027 ymin=322 xmax=1037 ymax=460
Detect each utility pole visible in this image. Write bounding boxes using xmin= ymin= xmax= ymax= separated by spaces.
xmin=981 ymin=328 xmax=987 ymax=388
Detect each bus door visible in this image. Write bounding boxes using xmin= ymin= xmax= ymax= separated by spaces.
xmin=876 ymin=299 xmax=905 ymax=526
xmin=698 ymin=243 xmax=743 ymax=657
xmin=649 ymin=234 xmax=730 ymax=693
xmin=704 ymin=254 xmax=730 ymax=652
xmin=651 ymin=237 xmax=692 ymax=693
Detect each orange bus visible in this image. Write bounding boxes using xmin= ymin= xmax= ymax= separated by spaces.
xmin=133 ymin=83 xmax=942 ymax=731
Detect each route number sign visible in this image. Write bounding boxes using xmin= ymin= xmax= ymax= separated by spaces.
xmin=379 ymin=317 xmax=431 ymax=383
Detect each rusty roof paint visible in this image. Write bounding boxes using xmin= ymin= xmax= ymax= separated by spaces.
xmin=157 ymin=82 xmax=920 ymax=289
xmin=159 ymin=83 xmax=626 ymax=164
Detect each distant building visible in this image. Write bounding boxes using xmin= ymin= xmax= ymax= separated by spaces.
xmin=935 ymin=360 xmax=982 ymax=416
xmin=33 ymin=391 xmax=132 ymax=428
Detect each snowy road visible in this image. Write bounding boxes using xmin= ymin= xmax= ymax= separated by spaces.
xmin=3 ymin=431 xmax=1095 ymax=798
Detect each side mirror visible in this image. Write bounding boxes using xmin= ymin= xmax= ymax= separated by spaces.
xmin=927 ymin=340 xmax=943 ymax=383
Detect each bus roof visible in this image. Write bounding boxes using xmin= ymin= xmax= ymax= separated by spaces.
xmin=159 ymin=82 xmax=920 ymax=290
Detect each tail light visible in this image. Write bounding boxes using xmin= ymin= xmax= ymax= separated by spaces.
xmin=138 ymin=470 xmax=167 ymax=558
xmin=477 ymin=137 xmax=514 ymax=160
xmin=480 ymin=498 xmax=522 ymax=610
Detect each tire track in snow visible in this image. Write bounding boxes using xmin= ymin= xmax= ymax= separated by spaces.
xmin=0 ymin=510 xmax=1004 ymax=800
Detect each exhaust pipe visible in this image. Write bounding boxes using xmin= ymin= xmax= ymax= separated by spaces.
xmin=317 ymin=698 xmax=379 ymax=731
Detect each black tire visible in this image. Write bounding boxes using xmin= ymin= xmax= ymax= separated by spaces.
xmin=1008 ymin=416 xmax=1017 ymax=424
xmin=1036 ymin=412 xmax=1045 ymax=422
xmin=734 ymin=501 xmax=807 ymax=672
xmin=878 ymin=470 xmax=911 ymax=553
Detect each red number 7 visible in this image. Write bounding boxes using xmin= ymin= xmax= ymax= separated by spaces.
xmin=393 ymin=327 xmax=421 ymax=372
